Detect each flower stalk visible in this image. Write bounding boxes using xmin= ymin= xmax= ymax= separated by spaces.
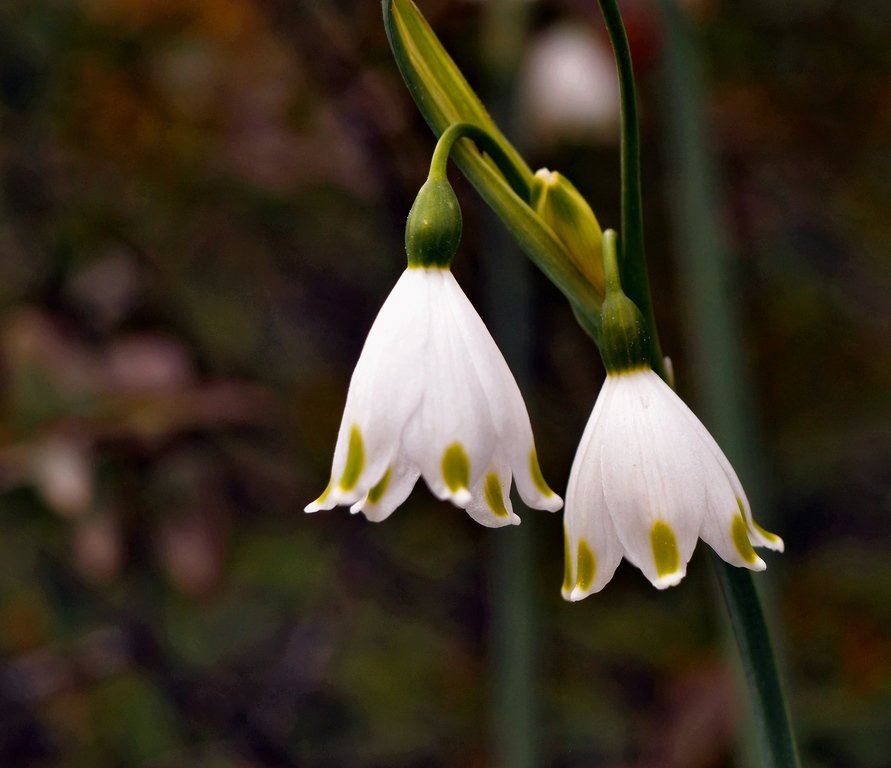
xmin=595 ymin=0 xmax=799 ymax=763
xmin=596 ymin=0 xmax=665 ymax=380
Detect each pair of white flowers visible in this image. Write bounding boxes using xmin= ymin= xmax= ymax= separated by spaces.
xmin=306 ymin=261 xmax=783 ymax=597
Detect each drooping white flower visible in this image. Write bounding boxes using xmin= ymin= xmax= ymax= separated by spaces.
xmin=562 ymin=229 xmax=783 ymax=599
xmin=563 ymin=366 xmax=784 ymax=599
xmin=305 ymin=266 xmax=562 ymax=526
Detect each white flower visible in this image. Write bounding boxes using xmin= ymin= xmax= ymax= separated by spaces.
xmin=305 ymin=266 xmax=562 ymax=526
xmin=563 ymin=367 xmax=783 ymax=599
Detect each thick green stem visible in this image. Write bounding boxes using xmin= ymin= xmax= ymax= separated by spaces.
xmin=596 ymin=0 xmax=665 ymax=379
xmin=714 ymin=564 xmax=801 ymax=767
xmin=654 ymin=2 xmax=800 ymax=765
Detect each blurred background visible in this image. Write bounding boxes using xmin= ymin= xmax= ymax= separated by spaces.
xmin=1 ymin=0 xmax=889 ymax=766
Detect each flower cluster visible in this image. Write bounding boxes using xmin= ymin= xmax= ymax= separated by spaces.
xmin=307 ymin=160 xmax=782 ymax=596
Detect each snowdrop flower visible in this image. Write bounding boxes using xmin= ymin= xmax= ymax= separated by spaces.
xmin=563 ymin=233 xmax=783 ymax=599
xmin=306 ymin=171 xmax=562 ymax=526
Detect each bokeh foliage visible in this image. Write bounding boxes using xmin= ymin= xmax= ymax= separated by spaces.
xmin=1 ymin=1 xmax=890 ymax=766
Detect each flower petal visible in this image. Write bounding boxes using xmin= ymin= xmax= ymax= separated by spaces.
xmin=324 ymin=270 xmax=429 ymax=504
xmin=403 ymin=270 xmax=498 ymax=505
xmin=599 ymin=371 xmax=703 ymax=589
xmin=442 ymin=271 xmax=562 ymax=512
xmin=465 ymin=451 xmax=520 ymax=527
xmin=350 ymin=462 xmax=421 ymax=523
xmin=563 ymin=388 xmax=622 ymax=600
xmin=655 ymin=371 xmax=784 ymax=554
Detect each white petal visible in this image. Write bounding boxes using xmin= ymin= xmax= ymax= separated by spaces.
xmin=599 ymin=371 xmax=703 ymax=589
xmin=403 ymin=270 xmax=498 ymax=505
xmin=656 ymin=373 xmax=784 ymax=553
xmin=442 ymin=271 xmax=562 ymax=512
xmin=698 ymin=482 xmax=766 ymax=572
xmin=563 ymin=388 xmax=623 ymax=600
xmin=350 ymin=462 xmax=420 ymax=523
xmin=314 ymin=269 xmax=428 ymax=511
xmin=464 ymin=451 xmax=521 ymax=528
xmin=306 ymin=266 xmax=561 ymax=527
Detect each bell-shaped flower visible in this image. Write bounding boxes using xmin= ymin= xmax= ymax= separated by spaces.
xmin=305 ymin=169 xmax=562 ymax=526
xmin=563 ymin=232 xmax=782 ymax=599
xmin=563 ymin=366 xmax=784 ymax=599
xmin=305 ymin=267 xmax=562 ymax=526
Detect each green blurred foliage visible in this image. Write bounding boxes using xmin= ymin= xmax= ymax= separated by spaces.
xmin=0 ymin=0 xmax=889 ymax=766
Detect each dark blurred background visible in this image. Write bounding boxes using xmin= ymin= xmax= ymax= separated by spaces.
xmin=1 ymin=0 xmax=889 ymax=766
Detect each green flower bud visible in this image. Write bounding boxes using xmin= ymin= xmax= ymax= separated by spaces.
xmin=405 ymin=177 xmax=462 ymax=268
xmin=530 ymin=168 xmax=604 ymax=296
xmin=599 ymin=229 xmax=649 ymax=373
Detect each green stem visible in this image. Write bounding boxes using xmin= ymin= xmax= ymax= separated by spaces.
xmin=654 ymin=1 xmax=800 ymax=764
xmin=430 ymin=122 xmax=530 ymax=202
xmin=596 ymin=0 xmax=665 ymax=379
xmin=714 ymin=563 xmax=801 ymax=767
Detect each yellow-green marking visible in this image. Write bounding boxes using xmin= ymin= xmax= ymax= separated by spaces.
xmin=368 ymin=467 xmax=391 ymax=505
xmin=442 ymin=443 xmax=470 ymax=493
xmin=338 ymin=425 xmax=365 ymax=491
xmin=576 ymin=539 xmax=596 ymax=592
xmin=651 ymin=520 xmax=680 ymax=578
xmin=483 ymin=472 xmax=509 ymax=518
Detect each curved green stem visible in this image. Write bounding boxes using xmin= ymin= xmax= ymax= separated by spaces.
xmin=596 ymin=0 xmax=665 ymax=379
xmin=429 ymin=122 xmax=530 ymax=202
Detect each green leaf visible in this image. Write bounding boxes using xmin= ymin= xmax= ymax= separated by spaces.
xmin=383 ymin=0 xmax=602 ymax=342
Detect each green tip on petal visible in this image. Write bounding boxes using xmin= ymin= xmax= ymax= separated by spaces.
xmin=305 ymin=476 xmax=334 ymax=512
xmin=368 ymin=467 xmax=392 ymax=505
xmin=442 ymin=442 xmax=470 ymax=494
xmin=338 ymin=426 xmax=365 ymax=492
xmin=316 ymin=476 xmax=334 ymax=504
xmin=732 ymin=513 xmax=758 ymax=565
xmin=651 ymin=520 xmax=681 ymax=584
xmin=529 ymin=449 xmax=554 ymax=497
xmin=753 ymin=520 xmax=784 ymax=549
xmin=483 ymin=472 xmax=509 ymax=518
xmin=562 ymin=530 xmax=574 ymax=596
xmin=738 ymin=497 xmax=784 ymax=552
xmin=576 ymin=539 xmax=597 ymax=592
